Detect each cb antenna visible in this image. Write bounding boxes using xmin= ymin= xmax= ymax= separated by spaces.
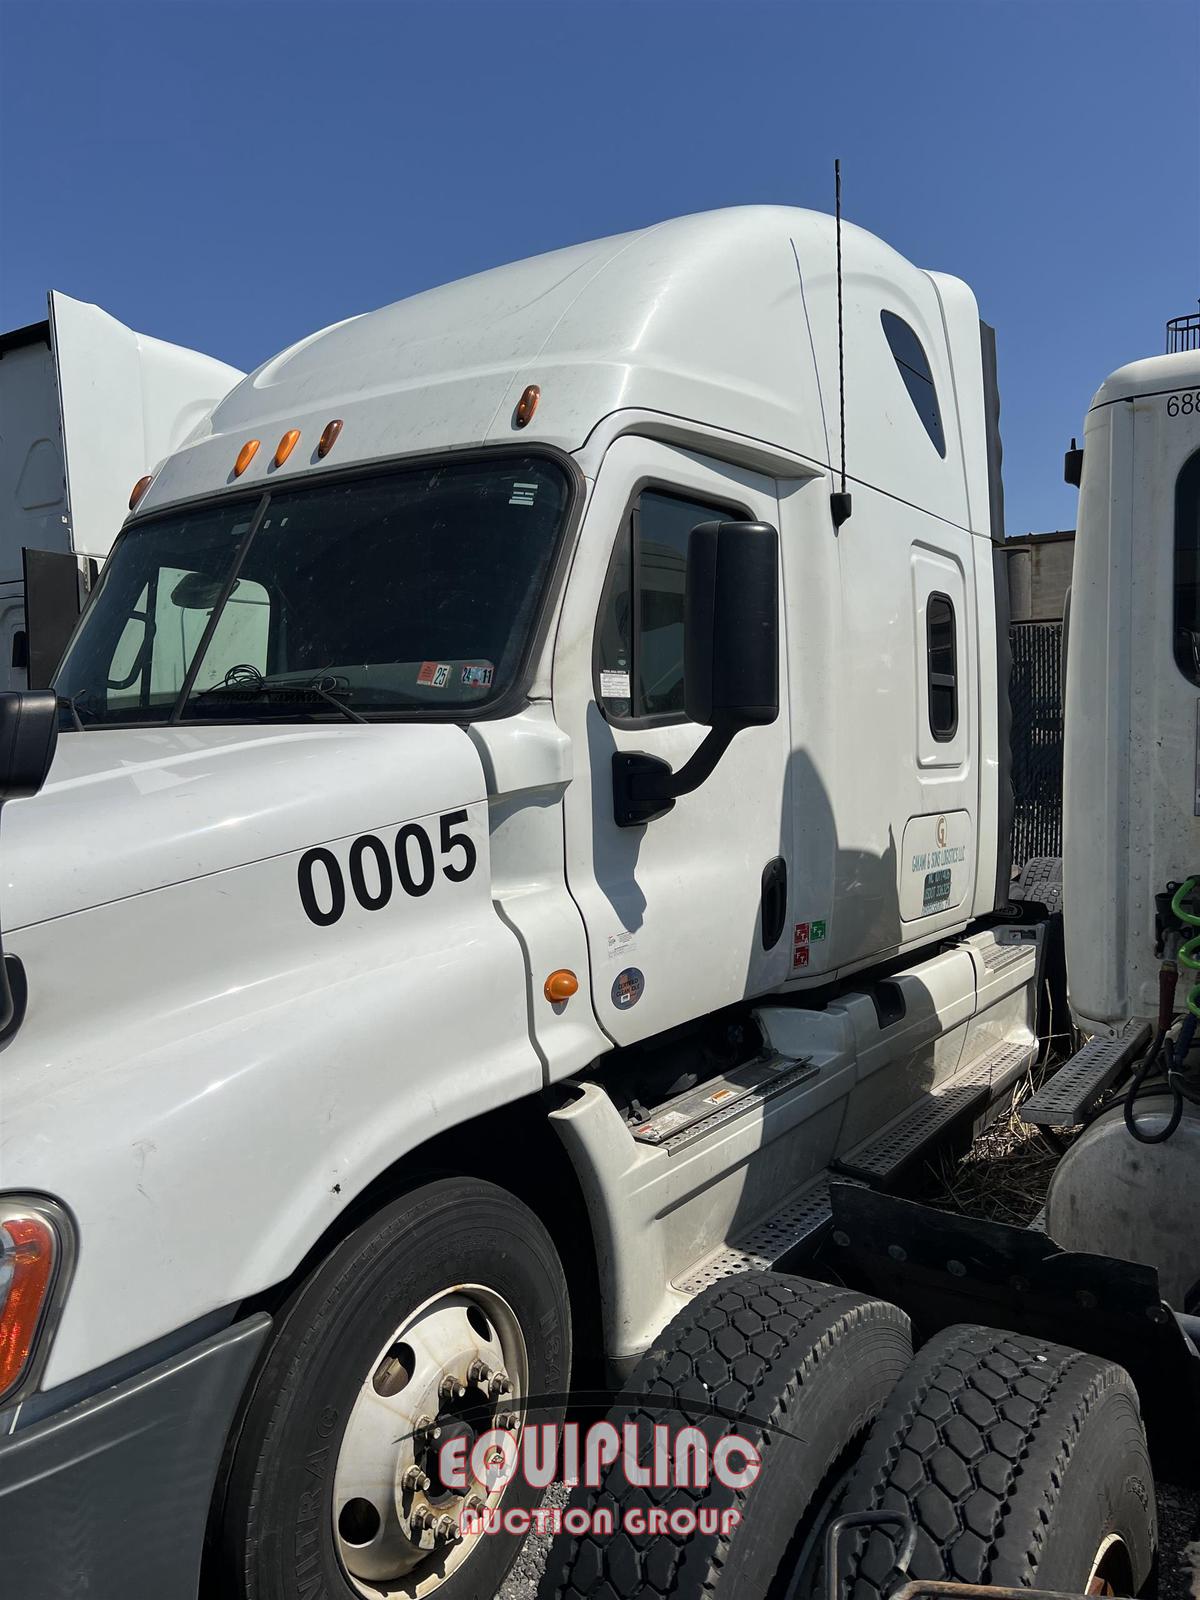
xmin=830 ymin=158 xmax=853 ymax=529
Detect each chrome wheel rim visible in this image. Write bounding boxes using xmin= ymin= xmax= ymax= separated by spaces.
xmin=1085 ymin=1531 xmax=1134 ymax=1596
xmin=332 ymin=1283 xmax=529 ymax=1598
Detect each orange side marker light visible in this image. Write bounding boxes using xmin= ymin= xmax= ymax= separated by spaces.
xmin=514 ymin=385 xmax=540 ymax=428
xmin=544 ymin=969 xmax=579 ymax=1003
xmin=234 ymin=439 xmax=260 ymax=477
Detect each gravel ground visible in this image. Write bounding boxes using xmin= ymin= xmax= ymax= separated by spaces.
xmin=1159 ymin=1481 xmax=1200 ymax=1599
xmin=497 ymin=1481 xmax=569 ymax=1600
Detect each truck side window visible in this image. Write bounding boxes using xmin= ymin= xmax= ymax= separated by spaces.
xmin=1173 ymin=448 xmax=1200 ymax=685
xmin=596 ymin=489 xmax=737 ymax=723
xmin=882 ymin=310 xmax=946 ymax=458
xmin=927 ymin=591 xmax=958 ymax=739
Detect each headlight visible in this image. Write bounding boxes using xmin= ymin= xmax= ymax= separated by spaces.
xmin=0 ymin=1197 xmax=74 ymax=1405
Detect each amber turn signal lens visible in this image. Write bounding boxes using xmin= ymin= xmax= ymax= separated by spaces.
xmin=128 ymin=474 xmax=153 ymax=511
xmin=274 ymin=429 xmax=301 ymax=468
xmin=514 ymin=384 xmax=540 ymax=428
xmin=544 ymin=969 xmax=579 ymax=1003
xmin=0 ymin=1209 xmax=58 ymax=1403
xmin=317 ymin=419 xmax=343 ymax=459
xmin=234 ymin=439 xmax=261 ymax=477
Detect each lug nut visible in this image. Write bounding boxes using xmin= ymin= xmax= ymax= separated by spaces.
xmin=465 ymin=1494 xmax=487 ymax=1516
xmin=468 ymin=1360 xmax=493 ymax=1385
xmin=487 ymin=1371 xmax=511 ymax=1398
xmin=434 ymin=1513 xmax=462 ymax=1543
xmin=495 ymin=1410 xmax=521 ymax=1432
xmin=401 ymin=1465 xmax=431 ymax=1493
xmin=410 ymin=1505 xmax=435 ymax=1538
xmin=414 ymin=1413 xmax=442 ymax=1442
xmin=440 ymin=1375 xmax=467 ymax=1401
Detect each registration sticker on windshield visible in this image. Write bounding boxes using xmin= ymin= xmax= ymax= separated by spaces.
xmin=417 ymin=662 xmax=451 ymax=688
xmin=460 ymin=664 xmax=494 ymax=688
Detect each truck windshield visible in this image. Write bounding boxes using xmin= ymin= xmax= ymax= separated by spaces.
xmin=54 ymin=456 xmax=571 ymax=725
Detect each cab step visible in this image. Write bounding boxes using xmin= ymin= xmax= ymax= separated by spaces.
xmin=1017 ymin=1021 xmax=1151 ymax=1128
xmin=672 ymin=1171 xmax=862 ymax=1293
xmin=834 ymin=1037 xmax=1035 ymax=1186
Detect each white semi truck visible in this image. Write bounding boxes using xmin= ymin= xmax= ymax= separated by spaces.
xmin=0 ymin=290 xmax=241 ymax=689
xmin=0 ymin=207 xmax=1196 ymax=1600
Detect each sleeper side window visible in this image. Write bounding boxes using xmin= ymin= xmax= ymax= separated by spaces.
xmin=596 ymin=488 xmax=736 ymax=724
xmin=1173 ymin=447 xmax=1200 ymax=686
xmin=926 ymin=592 xmax=958 ymax=740
xmin=882 ymin=310 xmax=947 ymax=458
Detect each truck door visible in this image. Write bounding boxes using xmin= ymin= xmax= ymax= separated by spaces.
xmin=554 ymin=437 xmax=793 ymax=1045
xmin=898 ymin=541 xmax=975 ymax=924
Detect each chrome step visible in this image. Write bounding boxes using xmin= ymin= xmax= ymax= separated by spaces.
xmin=835 ymin=1037 xmax=1036 ymax=1186
xmin=629 ymin=1057 xmax=818 ymax=1152
xmin=1017 ymin=1023 xmax=1151 ymax=1128
xmin=673 ymin=1172 xmax=861 ymax=1293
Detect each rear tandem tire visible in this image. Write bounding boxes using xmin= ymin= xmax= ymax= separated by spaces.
xmin=538 ymin=1271 xmax=912 ymax=1600
xmin=833 ymin=1324 xmax=1156 ymax=1598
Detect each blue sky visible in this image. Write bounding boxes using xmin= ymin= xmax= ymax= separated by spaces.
xmin=1 ymin=0 xmax=1196 ymax=537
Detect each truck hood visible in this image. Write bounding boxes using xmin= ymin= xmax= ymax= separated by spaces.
xmin=1 ymin=723 xmax=487 ymax=931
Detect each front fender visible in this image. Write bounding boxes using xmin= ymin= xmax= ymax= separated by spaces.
xmin=2 ymin=794 xmax=538 ymax=1389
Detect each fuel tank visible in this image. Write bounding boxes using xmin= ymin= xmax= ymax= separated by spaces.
xmin=1045 ymin=1094 xmax=1200 ymax=1310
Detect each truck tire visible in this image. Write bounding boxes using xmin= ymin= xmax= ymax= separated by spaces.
xmin=833 ymin=1324 xmax=1156 ymax=1597
xmin=217 ymin=1176 xmax=571 ymax=1600
xmin=538 ymin=1271 xmax=912 ymax=1600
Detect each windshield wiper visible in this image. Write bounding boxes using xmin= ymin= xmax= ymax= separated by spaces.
xmin=192 ymin=678 xmax=368 ymax=724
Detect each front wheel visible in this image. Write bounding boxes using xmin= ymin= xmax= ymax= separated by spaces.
xmin=218 ymin=1176 xmax=571 ymax=1600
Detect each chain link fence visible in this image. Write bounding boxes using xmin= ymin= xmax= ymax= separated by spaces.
xmin=1009 ymin=621 xmax=1064 ymax=868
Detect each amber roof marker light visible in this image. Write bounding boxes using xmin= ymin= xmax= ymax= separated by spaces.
xmin=128 ymin=474 xmax=153 ymax=511
xmin=233 ymin=439 xmax=261 ymax=478
xmin=274 ymin=429 xmax=301 ymax=468
xmin=513 ymin=384 xmax=540 ymax=429
xmin=317 ymin=419 xmax=343 ymax=459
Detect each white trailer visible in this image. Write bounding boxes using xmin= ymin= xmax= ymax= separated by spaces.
xmin=0 ymin=291 xmax=241 ymax=688
xmin=0 ymin=210 xmax=1190 ymax=1600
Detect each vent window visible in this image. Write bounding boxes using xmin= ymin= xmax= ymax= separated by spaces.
xmin=882 ymin=310 xmax=947 ymax=457
xmin=926 ymin=592 xmax=958 ymax=739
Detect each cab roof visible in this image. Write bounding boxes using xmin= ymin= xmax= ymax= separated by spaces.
xmin=139 ymin=205 xmax=987 ymax=534
xmin=1089 ymin=350 xmax=1200 ymax=410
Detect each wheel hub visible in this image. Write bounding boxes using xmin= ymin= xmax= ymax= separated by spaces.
xmin=332 ymin=1285 xmax=527 ymax=1597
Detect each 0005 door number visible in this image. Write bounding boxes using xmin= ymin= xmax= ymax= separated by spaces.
xmin=298 ymin=810 xmax=478 ymax=926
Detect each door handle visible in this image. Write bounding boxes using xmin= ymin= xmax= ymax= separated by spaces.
xmin=761 ymin=857 xmax=787 ymax=950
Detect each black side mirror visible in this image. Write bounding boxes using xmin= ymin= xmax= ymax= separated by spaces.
xmin=613 ymin=520 xmax=780 ymax=827
xmin=0 ymin=692 xmax=59 ymax=802
xmin=684 ymin=520 xmax=779 ymax=729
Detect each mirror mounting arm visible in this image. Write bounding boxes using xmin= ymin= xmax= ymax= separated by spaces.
xmin=612 ymin=723 xmax=736 ymax=828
